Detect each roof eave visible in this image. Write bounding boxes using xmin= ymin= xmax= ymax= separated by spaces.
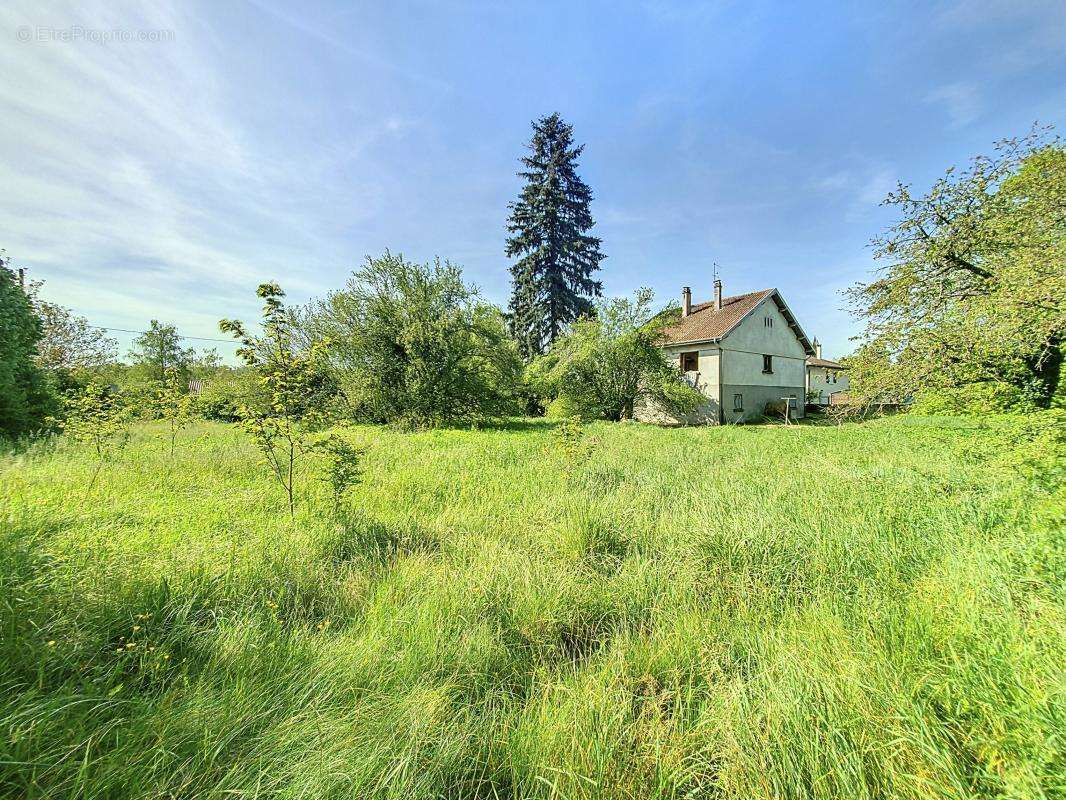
xmin=767 ymin=290 xmax=816 ymax=356
xmin=663 ymin=336 xmax=722 ymax=347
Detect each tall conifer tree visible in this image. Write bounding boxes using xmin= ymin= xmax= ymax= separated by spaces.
xmin=505 ymin=113 xmax=605 ymax=359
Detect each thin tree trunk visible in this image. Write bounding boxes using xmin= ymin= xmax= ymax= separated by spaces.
xmin=287 ymin=441 xmax=295 ymax=520
xmin=87 ymin=460 xmax=105 ymax=494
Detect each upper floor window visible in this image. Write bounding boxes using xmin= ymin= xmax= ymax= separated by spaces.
xmin=762 ymin=354 xmax=773 ymax=374
xmin=681 ymin=351 xmax=699 ymax=372
xmin=764 ymin=316 xmax=774 ymax=328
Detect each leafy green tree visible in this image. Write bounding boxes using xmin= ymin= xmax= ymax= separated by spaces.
xmin=153 ymin=367 xmax=195 ymax=458
xmin=316 ymin=432 xmax=366 ymax=513
xmin=298 ymin=252 xmax=522 ymax=427
xmin=527 ymin=289 xmax=703 ymax=421
xmin=24 ymin=279 xmax=117 ymax=373
xmin=129 ymin=320 xmax=195 ymax=383
xmin=506 ymin=113 xmax=605 ymax=359
xmin=61 ymin=382 xmax=133 ymax=492
xmin=847 ymin=127 xmax=1065 ymax=407
xmin=222 ymin=283 xmax=333 ymax=519
xmin=191 ymin=348 xmax=223 ymax=374
xmin=0 ymin=253 xmax=56 ymax=437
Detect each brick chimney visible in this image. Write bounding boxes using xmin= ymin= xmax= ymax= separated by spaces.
xmin=813 ymin=337 xmax=822 ymax=359
xmin=713 ymin=278 xmax=722 ymax=311
xmin=681 ymin=286 xmax=691 ymax=317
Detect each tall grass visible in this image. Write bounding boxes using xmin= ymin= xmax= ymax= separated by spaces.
xmin=1 ymin=414 xmax=1062 ymax=799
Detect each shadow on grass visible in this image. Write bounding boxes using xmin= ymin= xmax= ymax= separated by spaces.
xmin=324 ymin=513 xmax=441 ymax=568
xmin=2 ymin=564 xmax=226 ymax=699
xmin=440 ymin=762 xmax=516 ymax=800
xmin=474 ymin=417 xmax=559 ymax=433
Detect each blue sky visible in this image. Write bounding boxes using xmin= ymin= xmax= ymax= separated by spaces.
xmin=2 ymin=1 xmax=1064 ymax=361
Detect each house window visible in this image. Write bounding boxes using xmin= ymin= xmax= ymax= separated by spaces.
xmin=733 ymin=393 xmax=743 ymax=412
xmin=681 ymin=351 xmax=699 ymax=372
xmin=764 ymin=316 xmax=773 ymax=328
xmin=762 ymin=354 xmax=773 ymax=374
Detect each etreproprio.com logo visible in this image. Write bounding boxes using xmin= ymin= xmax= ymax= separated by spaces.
xmin=16 ymin=25 xmax=175 ymax=44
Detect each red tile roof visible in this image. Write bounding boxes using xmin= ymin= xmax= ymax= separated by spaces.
xmin=660 ymin=289 xmax=774 ymax=345
xmin=659 ymin=288 xmax=814 ymax=355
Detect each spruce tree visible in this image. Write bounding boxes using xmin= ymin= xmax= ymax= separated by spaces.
xmin=505 ymin=113 xmax=605 ymax=359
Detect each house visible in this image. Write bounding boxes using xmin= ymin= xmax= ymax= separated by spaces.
xmin=636 ymin=280 xmax=815 ymax=424
xmin=805 ymin=340 xmax=849 ymax=405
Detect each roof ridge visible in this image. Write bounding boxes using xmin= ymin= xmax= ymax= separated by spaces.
xmin=690 ymin=287 xmax=773 ymax=310
xmin=662 ymin=286 xmax=813 ymax=354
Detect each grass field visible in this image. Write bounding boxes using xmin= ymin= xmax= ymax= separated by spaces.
xmin=1 ymin=414 xmax=1063 ymax=799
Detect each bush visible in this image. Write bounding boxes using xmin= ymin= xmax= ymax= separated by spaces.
xmin=528 ymin=290 xmax=703 ymax=421
xmin=910 ymin=382 xmax=1039 ymax=416
xmin=296 ymin=252 xmax=522 ymax=427
xmin=194 ymin=369 xmax=263 ymax=422
xmin=545 ymin=395 xmax=592 ymax=421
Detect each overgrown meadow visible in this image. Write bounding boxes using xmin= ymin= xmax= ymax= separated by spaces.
xmin=1 ymin=413 xmax=1063 ymax=799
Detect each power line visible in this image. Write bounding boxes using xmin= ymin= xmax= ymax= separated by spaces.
xmin=90 ymin=325 xmax=240 ymax=346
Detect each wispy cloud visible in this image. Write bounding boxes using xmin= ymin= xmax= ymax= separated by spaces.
xmin=1 ymin=0 xmax=1061 ymax=364
xmin=857 ymin=168 xmax=897 ymax=207
xmin=0 ymin=0 xmax=412 ymax=352
xmin=811 ymin=161 xmax=897 ymax=218
xmin=924 ymin=81 xmax=982 ymax=128
xmin=934 ymin=0 xmax=1066 ymax=72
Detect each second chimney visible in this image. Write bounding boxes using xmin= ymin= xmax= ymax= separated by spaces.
xmin=813 ymin=338 xmax=822 ymax=359
xmin=713 ymin=278 xmax=723 ymax=311
xmin=681 ymin=286 xmax=692 ymax=317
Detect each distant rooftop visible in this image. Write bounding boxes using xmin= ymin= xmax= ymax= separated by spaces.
xmin=807 ymin=356 xmax=848 ymax=370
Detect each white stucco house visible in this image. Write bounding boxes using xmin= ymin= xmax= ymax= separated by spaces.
xmin=636 ymin=280 xmax=815 ymax=424
xmin=805 ymin=340 xmax=849 ymax=405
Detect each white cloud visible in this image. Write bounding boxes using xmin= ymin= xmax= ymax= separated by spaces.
xmin=857 ymin=168 xmax=897 ymax=207
xmin=814 ymin=170 xmax=852 ymax=193
xmin=934 ymin=0 xmax=1066 ymax=72
xmin=809 ymin=162 xmax=897 ymax=217
xmin=924 ymin=81 xmax=982 ymax=128
xmin=0 ymin=0 xmax=409 ymax=354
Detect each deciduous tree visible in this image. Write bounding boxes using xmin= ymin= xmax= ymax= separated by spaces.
xmin=129 ymin=320 xmax=195 ymax=383
xmin=23 ymin=281 xmax=117 ymax=373
xmin=847 ymin=126 xmax=1065 ymax=407
xmin=527 ymin=289 xmax=703 ymax=421
xmin=297 ymin=252 xmax=522 ymax=427
xmin=61 ymin=382 xmax=133 ymax=492
xmin=0 ymin=253 xmax=55 ymax=437
xmin=222 ymin=283 xmax=332 ymax=518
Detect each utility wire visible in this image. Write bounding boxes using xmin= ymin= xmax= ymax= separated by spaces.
xmin=90 ymin=325 xmax=240 ymax=346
